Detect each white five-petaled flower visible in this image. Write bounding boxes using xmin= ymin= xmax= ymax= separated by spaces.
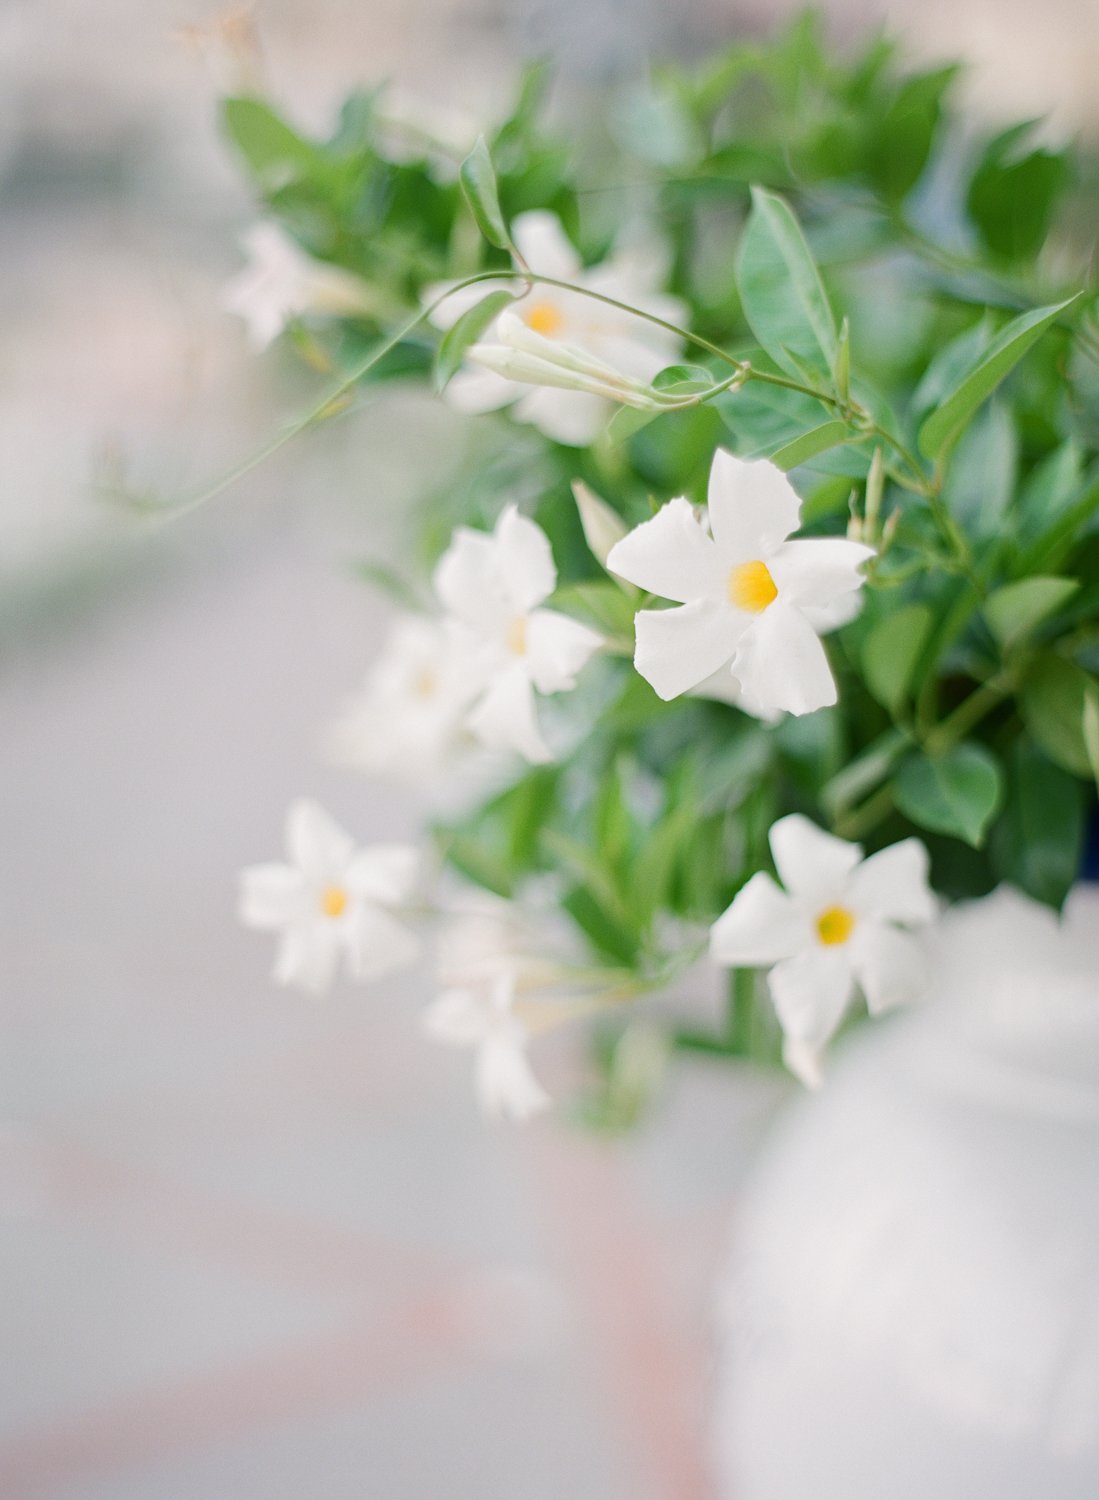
xmin=433 ymin=506 xmax=602 ymax=764
xmin=710 ymin=815 xmax=937 ymax=1087
xmin=324 ymin=616 xmax=480 ymax=781
xmin=239 ymin=800 xmax=419 ymax=993
xmin=223 ymin=224 xmax=375 ymax=350
xmin=423 ymin=971 xmax=550 ymax=1123
xmin=606 ymin=449 xmax=875 ymax=718
xmin=429 ymin=210 xmax=685 ymax=445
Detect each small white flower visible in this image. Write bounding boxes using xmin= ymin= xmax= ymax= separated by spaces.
xmin=223 ymin=224 xmax=374 ymax=350
xmin=424 ymin=971 xmax=550 ymax=1123
xmin=429 ymin=210 xmax=685 ymax=445
xmin=606 ymin=449 xmax=875 ymax=718
xmin=710 ymin=815 xmax=937 ymax=1086
xmin=239 ymin=800 xmax=419 ymax=993
xmin=433 ymin=505 xmax=603 ymax=763
xmin=325 ymin=616 xmax=479 ymax=781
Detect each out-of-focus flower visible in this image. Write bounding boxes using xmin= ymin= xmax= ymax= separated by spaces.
xmin=223 ymin=224 xmax=376 ymax=349
xmin=424 ymin=972 xmax=549 ymax=1122
xmin=324 ymin=616 xmax=479 ymax=780
xmin=607 ymin=450 xmax=874 ymax=717
xmin=429 ymin=211 xmax=685 ymax=445
xmin=710 ymin=814 xmax=937 ymax=1086
xmin=434 ymin=506 xmax=602 ymax=763
xmin=239 ymin=800 xmax=419 ymax=993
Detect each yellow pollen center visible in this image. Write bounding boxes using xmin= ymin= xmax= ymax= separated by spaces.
xmin=413 ymin=668 xmax=437 ymax=699
xmin=816 ymin=905 xmax=855 ymax=946
xmin=321 ymin=885 xmax=348 ymax=919
xmin=506 ymin=616 xmax=528 ymax=656
xmin=524 ymin=300 xmax=564 ymax=338
xmin=729 ymin=559 xmax=779 ymax=614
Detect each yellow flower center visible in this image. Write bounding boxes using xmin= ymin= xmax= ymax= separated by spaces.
xmin=816 ymin=905 xmax=855 ymax=946
xmin=506 ymin=616 xmax=528 ymax=656
xmin=524 ymin=300 xmax=564 ymax=338
xmin=413 ymin=668 xmax=437 ymax=699
xmin=729 ymin=559 xmax=779 ymax=614
xmin=320 ymin=885 xmax=349 ymax=919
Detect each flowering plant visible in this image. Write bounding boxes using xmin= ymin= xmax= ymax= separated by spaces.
xmin=184 ymin=16 xmax=1099 ymax=1119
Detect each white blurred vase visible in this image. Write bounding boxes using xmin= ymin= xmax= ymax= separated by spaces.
xmin=713 ymin=886 xmax=1099 ymax=1500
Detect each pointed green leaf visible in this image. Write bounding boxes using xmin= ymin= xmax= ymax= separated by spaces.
xmin=771 ymin=419 xmax=852 ymax=471
xmin=983 ymin=575 xmax=1079 ymax=649
xmin=459 ymin=135 xmax=510 ymax=249
xmin=434 ymin=289 xmax=515 ymax=390
xmin=735 ymin=186 xmax=839 ymax=383
xmin=918 ymin=296 xmax=1079 ymax=460
xmin=894 ymin=743 xmax=1004 ymax=847
xmin=862 ymin=604 xmax=935 ymax=716
xmin=1019 ymin=656 xmax=1099 ymax=778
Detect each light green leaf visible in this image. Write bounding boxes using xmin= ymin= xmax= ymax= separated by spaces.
xmin=983 ymin=576 xmax=1079 ymax=649
xmin=459 ymin=135 xmax=510 ymax=249
xmin=894 ymin=743 xmax=1004 ymax=847
xmin=770 ymin=419 xmax=852 ymax=471
xmin=862 ymin=604 xmax=935 ymax=716
xmin=1019 ymin=656 xmax=1099 ymax=778
xmin=221 ymin=97 xmax=323 ymax=191
xmin=606 ymin=404 xmax=662 ymax=445
xmin=735 ymin=186 xmax=839 ymax=383
xmin=572 ymin=482 xmax=631 ymax=573
xmin=918 ymin=295 xmax=1079 ymax=460
xmin=434 ymin=289 xmax=515 ymax=390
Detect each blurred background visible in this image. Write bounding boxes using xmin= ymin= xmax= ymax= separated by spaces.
xmin=2 ymin=1 xmax=1097 ymax=1496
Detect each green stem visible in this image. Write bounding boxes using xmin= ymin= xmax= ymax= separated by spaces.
xmin=924 ymin=678 xmax=1010 ymax=756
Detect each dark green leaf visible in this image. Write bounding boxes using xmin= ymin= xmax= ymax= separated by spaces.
xmin=992 ymin=738 xmax=1085 ymax=909
xmin=1019 ymin=656 xmax=1099 ymax=777
xmin=894 ymin=742 xmax=1004 ymax=847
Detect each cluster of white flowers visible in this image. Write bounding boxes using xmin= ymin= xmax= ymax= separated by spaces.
xmin=234 ymin=210 xmax=942 ymax=1111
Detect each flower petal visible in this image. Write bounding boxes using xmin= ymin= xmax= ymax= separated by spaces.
xmin=710 ymin=872 xmax=808 ymax=966
xmin=343 ymin=904 xmax=420 ymax=982
xmin=606 ymin=497 xmax=725 ymax=604
xmin=850 ymin=923 xmax=930 ymax=1014
xmin=525 ymin=608 xmax=602 ymax=694
xmin=707 ymin=451 xmax=803 ymax=560
xmin=768 ymin=947 xmax=855 ymax=1053
xmin=730 ymin=602 xmax=837 ymax=717
xmin=632 ymin=599 xmax=745 ymax=701
xmin=238 ymin=863 xmax=307 ymax=929
xmin=475 ymin=1035 xmax=550 ymax=1121
xmin=423 ymin=987 xmax=491 ymax=1045
xmin=512 ymin=386 xmax=607 ymax=445
xmin=467 ymin=665 xmax=551 ymax=763
xmin=273 ymin=922 xmax=340 ymax=993
xmin=511 ymin=211 xmax=580 ymax=280
xmin=768 ymin=814 xmax=862 ymax=901
xmin=769 ymin=537 xmax=874 ymax=611
xmin=444 ymin=364 xmax=518 ymax=414
xmin=433 ymin=526 xmax=510 ymax=629
xmin=848 ymin=838 xmax=937 ymax=926
xmin=494 ymin=506 xmax=556 ymax=613
xmin=286 ymin=800 xmax=355 ymax=882
xmin=346 ymin=845 xmax=419 ymax=905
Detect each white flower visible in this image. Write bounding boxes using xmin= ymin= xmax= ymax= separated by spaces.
xmin=429 ymin=210 xmax=685 ymax=445
xmin=239 ymin=800 xmax=419 ymax=993
xmin=324 ymin=615 xmax=479 ymax=780
xmin=223 ymin=224 xmax=375 ymax=350
xmin=606 ymin=449 xmax=875 ymax=718
xmin=433 ymin=505 xmax=603 ymax=763
xmin=423 ymin=971 xmax=550 ymax=1123
xmin=710 ymin=814 xmax=937 ymax=1086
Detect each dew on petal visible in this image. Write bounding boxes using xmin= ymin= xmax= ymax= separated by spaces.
xmin=816 ymin=904 xmax=855 ymax=946
xmin=729 ymin=559 xmax=778 ymax=614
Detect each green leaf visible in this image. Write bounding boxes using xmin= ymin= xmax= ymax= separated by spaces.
xmin=221 ymin=97 xmax=323 ymax=191
xmin=770 ymin=419 xmax=852 ymax=471
xmin=606 ymin=403 xmax=662 ymax=445
xmin=918 ymin=296 xmax=1079 ymax=460
xmin=894 ymin=743 xmax=1004 ymax=847
xmin=459 ymin=135 xmax=510 ymax=249
xmin=967 ymin=124 xmax=1071 ymax=263
xmin=1084 ymin=688 xmax=1099 ymax=796
xmin=434 ymin=289 xmax=515 ymax=390
xmin=941 ymin=400 xmax=1017 ymax=537
xmin=983 ymin=576 xmax=1079 ymax=649
xmin=821 ymin=728 xmax=909 ymax=818
xmin=572 ymin=482 xmax=631 ymax=572
xmin=862 ymin=603 xmax=934 ymax=716
xmin=1019 ymin=656 xmax=1099 ymax=777
xmin=735 ymin=186 xmax=839 ymax=383
xmin=992 ymin=738 xmax=1085 ymax=910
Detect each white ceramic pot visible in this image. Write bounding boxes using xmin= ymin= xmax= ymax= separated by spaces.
xmin=713 ymin=886 xmax=1099 ymax=1500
